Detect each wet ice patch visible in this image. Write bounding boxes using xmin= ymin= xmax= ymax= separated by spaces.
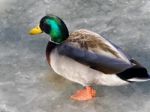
xmin=0 ymin=0 xmax=17 ymax=13
xmin=141 ymin=1 xmax=150 ymax=13
xmin=0 ymin=104 xmax=18 ymax=112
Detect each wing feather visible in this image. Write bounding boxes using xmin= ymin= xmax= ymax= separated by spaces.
xmin=57 ymin=29 xmax=133 ymax=74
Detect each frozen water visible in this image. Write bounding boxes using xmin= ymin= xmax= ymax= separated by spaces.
xmin=1 ymin=0 xmax=150 ymax=112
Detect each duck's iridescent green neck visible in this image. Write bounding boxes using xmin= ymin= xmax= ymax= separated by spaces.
xmin=40 ymin=15 xmax=69 ymax=44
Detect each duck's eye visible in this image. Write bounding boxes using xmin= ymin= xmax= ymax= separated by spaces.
xmin=43 ymin=23 xmax=51 ymax=34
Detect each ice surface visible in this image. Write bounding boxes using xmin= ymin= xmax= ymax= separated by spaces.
xmin=1 ymin=0 xmax=150 ymax=112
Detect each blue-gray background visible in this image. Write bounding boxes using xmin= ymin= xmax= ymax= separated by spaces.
xmin=1 ymin=0 xmax=150 ymax=112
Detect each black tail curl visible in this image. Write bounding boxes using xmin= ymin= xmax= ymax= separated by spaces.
xmin=117 ymin=65 xmax=150 ymax=82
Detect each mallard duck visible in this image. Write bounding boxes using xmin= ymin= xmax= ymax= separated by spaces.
xmin=29 ymin=14 xmax=150 ymax=101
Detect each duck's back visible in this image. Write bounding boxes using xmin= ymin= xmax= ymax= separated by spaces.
xmin=66 ymin=29 xmax=131 ymax=64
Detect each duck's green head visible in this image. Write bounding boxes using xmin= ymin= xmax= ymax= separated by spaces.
xmin=29 ymin=15 xmax=69 ymax=44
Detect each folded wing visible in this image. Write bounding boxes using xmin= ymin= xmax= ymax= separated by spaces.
xmin=57 ymin=29 xmax=133 ymax=74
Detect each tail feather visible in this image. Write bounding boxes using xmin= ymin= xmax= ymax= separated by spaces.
xmin=128 ymin=78 xmax=150 ymax=82
xmin=117 ymin=65 xmax=150 ymax=82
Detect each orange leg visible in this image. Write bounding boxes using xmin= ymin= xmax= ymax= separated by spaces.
xmin=71 ymin=86 xmax=96 ymax=101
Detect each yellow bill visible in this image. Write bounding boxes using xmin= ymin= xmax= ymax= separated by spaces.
xmin=29 ymin=25 xmax=43 ymax=35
